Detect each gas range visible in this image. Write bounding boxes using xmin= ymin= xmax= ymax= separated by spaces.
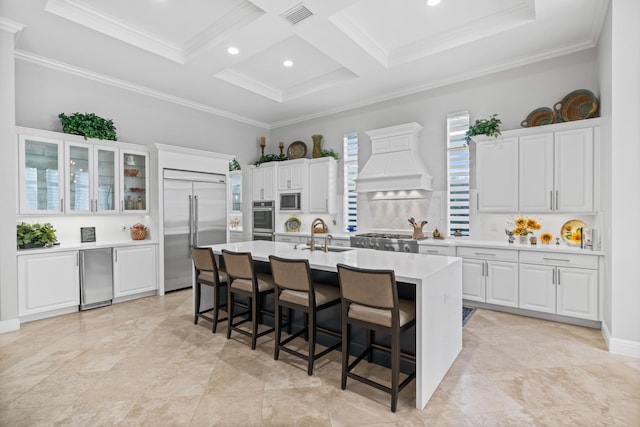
xmin=350 ymin=233 xmax=421 ymax=253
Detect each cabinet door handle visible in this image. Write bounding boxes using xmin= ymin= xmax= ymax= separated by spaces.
xmin=114 ymin=249 xmax=118 ymax=262
xmin=426 ymin=250 xmax=439 ymax=254
xmin=76 ymin=252 xmax=79 ymax=266
xmin=557 ymin=269 xmax=560 ymax=286
xmin=477 ymin=194 xmax=479 ymax=210
xmin=474 ymin=252 xmax=496 ymax=256
xmin=121 ymin=200 xmax=124 ymax=211
xmin=552 ymin=268 xmax=555 ymax=285
xmin=485 ymin=261 xmax=489 ymax=277
xmin=550 ymin=190 xmax=553 ymax=210
xmin=543 ymin=257 xmax=570 ymax=262
xmin=287 ymin=179 xmax=291 ymax=188
xmin=555 ymin=190 xmax=559 ymax=210
xmin=60 ymin=198 xmax=64 ymax=213
xmin=481 ymin=262 xmax=484 ymax=277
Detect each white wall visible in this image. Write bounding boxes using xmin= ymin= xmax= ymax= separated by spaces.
xmin=608 ymin=0 xmax=640 ymax=355
xmin=598 ymin=1 xmax=613 ymax=340
xmin=0 ymin=28 xmax=18 ymax=330
xmin=15 ymin=60 xmax=265 ymax=169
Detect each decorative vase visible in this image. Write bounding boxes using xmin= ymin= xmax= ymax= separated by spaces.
xmin=518 ymin=235 xmax=528 ymax=244
xmin=311 ymin=134 xmax=323 ymax=158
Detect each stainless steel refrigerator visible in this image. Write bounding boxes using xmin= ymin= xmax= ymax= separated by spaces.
xmin=163 ymin=169 xmax=226 ymax=292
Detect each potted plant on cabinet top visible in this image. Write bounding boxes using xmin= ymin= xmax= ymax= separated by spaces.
xmin=17 ymin=222 xmax=58 ymax=249
xmin=465 ymin=114 xmax=502 ymax=143
xmin=58 ymin=112 xmax=118 ymax=141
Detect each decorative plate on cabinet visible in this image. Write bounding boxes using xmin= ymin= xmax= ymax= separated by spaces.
xmin=560 ymin=219 xmax=586 ymax=246
xmin=520 ymin=107 xmax=556 ymax=127
xmin=287 ymin=141 xmax=307 ymax=159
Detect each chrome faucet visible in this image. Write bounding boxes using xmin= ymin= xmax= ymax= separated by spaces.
xmin=323 ymin=234 xmax=333 ymax=252
xmin=309 ymin=218 xmax=327 ymax=251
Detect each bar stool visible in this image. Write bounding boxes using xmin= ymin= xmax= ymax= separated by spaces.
xmin=336 ymin=263 xmax=416 ymax=413
xmin=191 ymin=247 xmax=228 ymax=333
xmin=269 ymin=255 xmax=341 ymax=376
xmin=222 ymin=249 xmax=276 ymax=350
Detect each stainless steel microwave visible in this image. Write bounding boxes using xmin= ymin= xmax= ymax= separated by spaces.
xmin=280 ymin=192 xmax=302 ymax=210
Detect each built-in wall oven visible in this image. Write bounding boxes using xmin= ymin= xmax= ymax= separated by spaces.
xmin=252 ymin=200 xmax=275 ymax=241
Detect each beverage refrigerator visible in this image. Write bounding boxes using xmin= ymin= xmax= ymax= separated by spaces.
xmin=163 ymin=169 xmax=227 ymax=292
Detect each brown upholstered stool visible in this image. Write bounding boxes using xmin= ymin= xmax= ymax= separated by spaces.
xmin=269 ymin=255 xmax=341 ymax=375
xmin=191 ymin=247 xmax=228 ymax=333
xmin=222 ymin=249 xmax=276 ymax=350
xmin=337 ymin=263 xmax=416 ymax=413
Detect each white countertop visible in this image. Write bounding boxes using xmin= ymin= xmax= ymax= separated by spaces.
xmin=417 ymin=238 xmax=604 ymax=255
xmin=16 ymin=239 xmax=158 ymax=255
xmin=208 ymin=240 xmax=458 ymax=284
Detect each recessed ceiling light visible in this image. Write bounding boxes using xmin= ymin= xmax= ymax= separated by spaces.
xmin=283 ymin=60 xmax=294 ymax=68
xmin=227 ymin=47 xmax=239 ymax=55
xmin=427 ymin=0 xmax=441 ymax=6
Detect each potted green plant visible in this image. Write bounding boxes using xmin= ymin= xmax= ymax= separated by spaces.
xmin=465 ymin=114 xmax=502 ymax=143
xmin=253 ymin=153 xmax=287 ymax=167
xmin=320 ymin=148 xmax=339 ymax=161
xmin=17 ymin=222 xmax=58 ymax=249
xmin=58 ymin=112 xmax=118 ymax=141
xmin=229 ymin=159 xmax=241 ymax=171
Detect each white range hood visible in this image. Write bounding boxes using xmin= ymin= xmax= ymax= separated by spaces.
xmin=355 ymin=122 xmax=433 ymax=197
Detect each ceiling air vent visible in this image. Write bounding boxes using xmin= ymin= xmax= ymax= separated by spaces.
xmin=282 ymin=3 xmax=313 ymax=25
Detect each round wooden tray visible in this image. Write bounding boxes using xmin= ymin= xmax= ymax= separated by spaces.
xmin=554 ymin=89 xmax=599 ymax=122
xmin=521 ymin=107 xmax=556 ymax=127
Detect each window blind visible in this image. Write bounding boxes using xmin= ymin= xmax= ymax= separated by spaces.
xmin=447 ymin=112 xmax=470 ymax=237
xmin=343 ymin=132 xmax=358 ymax=232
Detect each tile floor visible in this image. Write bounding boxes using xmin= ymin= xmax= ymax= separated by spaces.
xmin=1 ymin=290 xmax=638 ymax=426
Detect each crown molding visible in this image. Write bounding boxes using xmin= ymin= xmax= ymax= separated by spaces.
xmin=0 ymin=16 xmax=26 ymax=34
xmin=15 ymin=50 xmax=270 ymax=129
xmin=270 ymin=40 xmax=597 ymax=129
xmin=44 ymin=0 xmax=184 ymax=63
xmin=329 ymin=11 xmax=389 ymax=68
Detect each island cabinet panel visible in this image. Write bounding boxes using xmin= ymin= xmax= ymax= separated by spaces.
xmin=18 ymin=251 xmax=80 ymax=317
xmin=113 ymin=244 xmax=157 ymax=298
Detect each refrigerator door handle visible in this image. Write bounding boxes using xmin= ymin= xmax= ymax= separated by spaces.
xmin=80 ymin=252 xmax=86 ymax=305
xmin=188 ymin=195 xmax=194 ymax=255
xmin=194 ymin=195 xmax=199 ymax=247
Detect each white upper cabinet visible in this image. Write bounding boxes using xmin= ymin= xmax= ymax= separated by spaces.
xmin=475 ymin=137 xmax=519 ymax=212
xmin=252 ymin=163 xmax=276 ymax=201
xmin=308 ymin=157 xmax=337 ymax=213
xmin=277 ymin=160 xmax=305 ymax=190
xmin=121 ymin=149 xmax=149 ymax=213
xmin=519 ymin=127 xmax=593 ymax=213
xmin=229 ymin=170 xmax=242 ymax=212
xmin=519 ymin=133 xmax=554 ymax=212
xmin=554 ymin=128 xmax=594 ymax=212
xmin=18 ymin=134 xmax=65 ymax=214
xmin=65 ymin=142 xmax=119 ymax=214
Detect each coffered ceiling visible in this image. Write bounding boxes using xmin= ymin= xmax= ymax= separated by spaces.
xmin=1 ymin=0 xmax=607 ymax=128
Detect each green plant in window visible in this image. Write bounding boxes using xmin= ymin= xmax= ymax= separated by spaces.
xmin=58 ymin=112 xmax=117 ymax=141
xmin=229 ymin=159 xmax=241 ymax=171
xmin=465 ymin=114 xmax=502 ymax=143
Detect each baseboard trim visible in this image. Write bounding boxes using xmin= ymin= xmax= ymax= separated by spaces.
xmin=0 ymin=318 xmax=20 ymax=334
xmin=608 ymin=337 xmax=640 ymax=358
xmin=601 ymin=320 xmax=612 ymax=349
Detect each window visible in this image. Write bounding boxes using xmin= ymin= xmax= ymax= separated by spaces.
xmin=343 ymin=132 xmax=358 ymax=232
xmin=447 ymin=112 xmax=470 ymax=237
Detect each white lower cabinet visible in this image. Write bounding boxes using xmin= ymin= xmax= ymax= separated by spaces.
xmin=113 ymin=244 xmax=157 ymax=298
xmin=18 ymin=251 xmax=80 ymax=317
xmin=518 ymin=251 xmax=598 ymax=320
xmin=419 ymin=245 xmax=456 ymax=256
xmin=458 ymin=247 xmax=519 ymax=307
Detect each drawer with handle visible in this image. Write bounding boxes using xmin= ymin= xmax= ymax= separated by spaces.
xmin=419 ymin=245 xmax=456 ymax=256
xmin=519 ymin=251 xmax=598 ymax=268
xmin=457 ymin=247 xmax=518 ymax=262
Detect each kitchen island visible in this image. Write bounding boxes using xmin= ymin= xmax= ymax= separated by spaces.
xmin=206 ymin=240 xmax=462 ymax=410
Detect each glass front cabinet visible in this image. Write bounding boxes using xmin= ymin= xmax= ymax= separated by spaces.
xmin=121 ymin=149 xmax=149 ymax=213
xmin=18 ymin=135 xmax=65 ymax=214
xmin=65 ymin=142 xmax=119 ymax=214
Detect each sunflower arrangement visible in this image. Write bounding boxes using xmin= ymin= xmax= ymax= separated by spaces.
xmin=540 ymin=233 xmax=553 ymax=244
xmin=565 ymin=227 xmax=582 ymax=245
xmin=510 ymin=217 xmax=541 ymax=236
